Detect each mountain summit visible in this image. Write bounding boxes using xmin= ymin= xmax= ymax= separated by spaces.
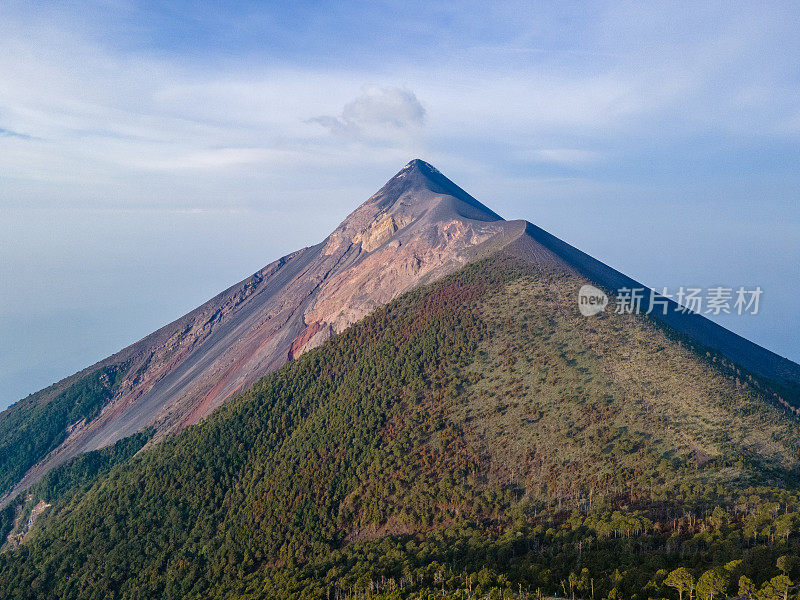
xmin=1 ymin=160 xmax=798 ymax=507
xmin=361 ymin=158 xmax=503 ymax=222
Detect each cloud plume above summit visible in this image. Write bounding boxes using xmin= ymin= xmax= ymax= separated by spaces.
xmin=309 ymin=86 xmax=425 ymax=140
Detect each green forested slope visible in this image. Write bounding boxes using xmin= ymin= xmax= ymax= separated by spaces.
xmin=0 ymin=255 xmax=798 ymax=600
xmin=0 ymin=429 xmax=151 ymax=552
xmin=0 ymin=364 xmax=125 ymax=498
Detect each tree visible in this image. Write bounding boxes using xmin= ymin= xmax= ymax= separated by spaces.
xmin=756 ymin=575 xmax=791 ymax=600
xmin=724 ymin=560 xmax=742 ymax=578
xmin=710 ymin=506 xmax=728 ymax=531
xmin=696 ymin=568 xmax=729 ymax=600
xmin=577 ymin=568 xmax=591 ymax=599
xmin=739 ymin=576 xmax=757 ymax=600
xmin=569 ymin=572 xmax=579 ymax=600
xmin=776 ymin=555 xmax=799 ymax=578
xmin=665 ymin=568 xmax=696 ymax=600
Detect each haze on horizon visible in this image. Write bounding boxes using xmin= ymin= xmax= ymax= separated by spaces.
xmin=1 ymin=0 xmax=799 ymax=409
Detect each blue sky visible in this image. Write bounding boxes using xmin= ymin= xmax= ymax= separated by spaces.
xmin=1 ymin=1 xmax=799 ymax=408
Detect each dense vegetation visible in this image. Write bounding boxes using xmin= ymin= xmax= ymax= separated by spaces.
xmin=0 ymin=255 xmax=797 ymax=599
xmin=0 ymin=364 xmax=125 ymax=497
xmin=220 ymin=495 xmax=800 ymax=600
xmin=0 ymin=429 xmax=151 ymax=551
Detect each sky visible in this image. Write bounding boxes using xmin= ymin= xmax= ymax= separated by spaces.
xmin=1 ymin=1 xmax=799 ymax=409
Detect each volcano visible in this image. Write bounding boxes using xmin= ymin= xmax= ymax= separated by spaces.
xmin=1 ymin=159 xmax=798 ymax=507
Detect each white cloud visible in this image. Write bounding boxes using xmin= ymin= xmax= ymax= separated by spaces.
xmin=134 ymin=148 xmax=291 ymax=171
xmin=309 ymin=86 xmax=425 ymax=140
xmin=521 ymin=148 xmax=603 ymax=165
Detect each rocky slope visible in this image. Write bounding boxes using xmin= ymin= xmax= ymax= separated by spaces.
xmin=0 ymin=160 xmax=523 ymax=504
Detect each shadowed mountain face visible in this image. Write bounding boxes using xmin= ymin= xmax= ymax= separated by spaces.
xmin=1 ymin=159 xmax=798 ymax=506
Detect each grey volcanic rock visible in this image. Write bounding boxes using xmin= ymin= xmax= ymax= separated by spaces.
xmin=3 ymin=158 xmax=798 ymax=505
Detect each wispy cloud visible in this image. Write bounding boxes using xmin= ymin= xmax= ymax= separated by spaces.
xmin=134 ymin=148 xmax=291 ymax=171
xmin=308 ymin=86 xmax=425 ymax=140
xmin=0 ymin=127 xmax=38 ymax=140
xmin=519 ymin=149 xmax=603 ymax=166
